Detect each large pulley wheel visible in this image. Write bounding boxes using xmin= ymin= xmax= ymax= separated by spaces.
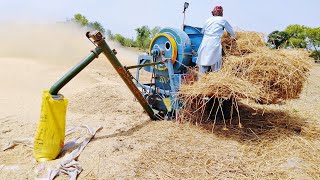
xmin=149 ymin=33 xmax=178 ymax=71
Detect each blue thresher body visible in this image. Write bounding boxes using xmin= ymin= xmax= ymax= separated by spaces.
xmin=135 ymin=25 xmax=204 ymax=118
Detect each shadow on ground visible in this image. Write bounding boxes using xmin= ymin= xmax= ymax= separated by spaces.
xmin=194 ymin=103 xmax=319 ymax=142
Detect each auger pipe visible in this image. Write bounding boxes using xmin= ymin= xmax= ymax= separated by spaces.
xmin=49 ymin=47 xmax=102 ymax=95
xmin=86 ymin=31 xmax=157 ymax=120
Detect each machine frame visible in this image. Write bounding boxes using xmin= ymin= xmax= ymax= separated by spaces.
xmin=126 ymin=25 xmax=204 ymax=119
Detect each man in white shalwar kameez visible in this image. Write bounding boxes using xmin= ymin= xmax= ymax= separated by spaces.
xmin=197 ymin=6 xmax=236 ymax=77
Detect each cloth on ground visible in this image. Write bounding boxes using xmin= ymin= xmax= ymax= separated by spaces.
xmin=2 ymin=138 xmax=33 ymax=151
xmin=1 ymin=125 xmax=102 ymax=180
xmin=45 ymin=125 xmax=102 ymax=180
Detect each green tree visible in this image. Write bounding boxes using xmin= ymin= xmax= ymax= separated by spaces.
xmin=124 ymin=38 xmax=135 ymax=47
xmin=310 ymin=50 xmax=320 ymax=60
xmin=106 ymin=29 xmax=114 ymax=40
xmin=306 ymin=27 xmax=320 ymax=60
xmin=113 ymin=34 xmax=126 ymax=46
xmin=70 ymin=14 xmax=107 ymax=34
xmin=150 ymin=26 xmax=161 ymax=38
xmin=267 ymin=30 xmax=289 ymax=49
xmin=135 ymin=26 xmax=151 ymax=49
xmin=284 ymin=24 xmax=307 ymax=48
xmin=88 ymin=21 xmax=105 ymax=34
xmin=72 ymin=14 xmax=89 ymax=26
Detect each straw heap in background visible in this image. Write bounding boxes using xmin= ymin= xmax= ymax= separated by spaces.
xmin=178 ymin=31 xmax=312 ymax=126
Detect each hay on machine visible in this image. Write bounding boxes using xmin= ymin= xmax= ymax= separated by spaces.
xmin=222 ymin=31 xmax=265 ymax=56
xmin=178 ymin=31 xmax=312 ymax=128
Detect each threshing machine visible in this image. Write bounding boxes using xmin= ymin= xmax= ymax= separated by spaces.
xmin=49 ymin=3 xmax=206 ymax=120
xmin=133 ymin=25 xmax=204 ymax=118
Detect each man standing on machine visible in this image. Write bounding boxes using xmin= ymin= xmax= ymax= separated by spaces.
xmin=197 ymin=6 xmax=236 ymax=77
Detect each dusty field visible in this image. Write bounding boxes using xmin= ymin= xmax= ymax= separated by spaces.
xmin=0 ymin=24 xmax=319 ymax=179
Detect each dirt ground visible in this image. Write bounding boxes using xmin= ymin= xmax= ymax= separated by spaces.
xmin=0 ymin=24 xmax=319 ymax=179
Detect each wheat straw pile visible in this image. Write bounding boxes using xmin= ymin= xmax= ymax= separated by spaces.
xmin=222 ymin=31 xmax=265 ymax=56
xmin=224 ymin=48 xmax=311 ymax=103
xmin=178 ymin=31 xmax=312 ymax=125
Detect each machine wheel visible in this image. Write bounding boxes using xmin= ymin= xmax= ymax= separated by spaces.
xmin=147 ymin=94 xmax=168 ymax=118
xmin=149 ymin=33 xmax=178 ymax=71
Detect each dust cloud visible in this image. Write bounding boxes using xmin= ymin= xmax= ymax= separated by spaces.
xmin=0 ymin=22 xmax=140 ymax=66
xmin=0 ymin=22 xmax=141 ymax=122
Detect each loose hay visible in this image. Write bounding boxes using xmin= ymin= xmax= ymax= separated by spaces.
xmin=179 ymin=72 xmax=261 ymax=128
xmin=136 ymin=105 xmax=320 ymax=179
xmin=178 ymin=31 xmax=312 ymax=127
xmin=180 ymin=72 xmax=261 ymax=100
xmin=222 ymin=31 xmax=265 ymax=56
xmin=224 ymin=48 xmax=312 ymax=103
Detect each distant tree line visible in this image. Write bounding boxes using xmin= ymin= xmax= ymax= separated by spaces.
xmin=70 ymin=14 xmax=319 ymax=60
xmin=267 ymin=25 xmax=320 ymax=60
xmin=106 ymin=26 xmax=161 ymax=49
xmin=69 ymin=13 xmax=160 ymax=50
xmin=70 ymin=13 xmax=106 ymax=34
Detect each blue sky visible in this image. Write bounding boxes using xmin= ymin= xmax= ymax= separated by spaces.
xmin=0 ymin=0 xmax=319 ymax=38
